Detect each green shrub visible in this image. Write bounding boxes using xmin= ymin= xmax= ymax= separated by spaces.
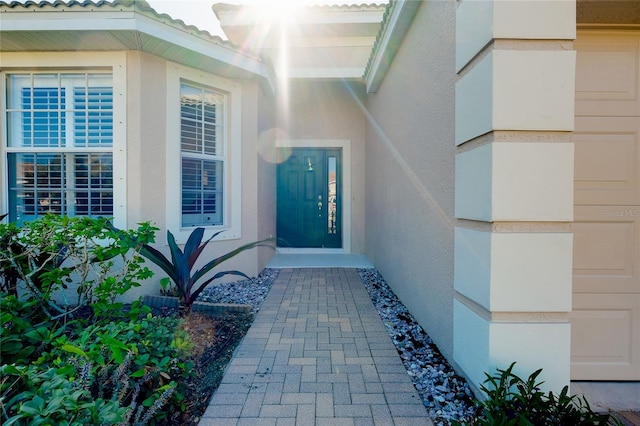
xmin=0 ymin=215 xmax=156 ymax=321
xmin=61 ymin=314 xmax=194 ymax=382
xmin=1 ymin=364 xmax=126 ymax=426
xmin=465 ymin=362 xmax=620 ymax=425
xmin=1 ymin=315 xmax=194 ymax=425
xmin=1 ymin=295 xmax=39 ymax=364
xmin=54 ymin=314 xmax=193 ymax=418
xmin=0 ymin=215 xmax=205 ymax=424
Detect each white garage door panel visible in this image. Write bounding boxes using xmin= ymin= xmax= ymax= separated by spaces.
xmin=571 ymin=293 xmax=640 ymax=380
xmin=573 ymin=206 xmax=640 ymax=294
xmin=572 ymin=30 xmax=640 ymax=381
xmin=575 ymin=34 xmax=640 ymax=117
xmin=573 ymin=117 xmax=640 ymax=206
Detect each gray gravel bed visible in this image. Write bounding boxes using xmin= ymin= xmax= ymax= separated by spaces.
xmin=197 ymin=268 xmax=280 ymax=314
xmin=358 ymin=268 xmax=479 ymax=425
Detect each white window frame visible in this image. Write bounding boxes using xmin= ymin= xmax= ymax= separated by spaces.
xmin=0 ymin=52 xmax=128 ymax=229
xmin=166 ymin=64 xmax=242 ymax=243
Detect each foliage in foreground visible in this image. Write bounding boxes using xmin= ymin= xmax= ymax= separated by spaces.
xmin=1 ymin=297 xmax=193 ymax=425
xmin=0 ymin=215 xmax=197 ymax=425
xmin=0 ymin=214 xmax=156 ymax=321
xmin=460 ymin=362 xmax=620 ymax=426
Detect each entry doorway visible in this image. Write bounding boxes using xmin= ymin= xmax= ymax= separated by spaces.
xmin=277 ymin=148 xmax=342 ymax=248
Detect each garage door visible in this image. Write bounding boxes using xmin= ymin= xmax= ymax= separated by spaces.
xmin=571 ymin=31 xmax=640 ymax=380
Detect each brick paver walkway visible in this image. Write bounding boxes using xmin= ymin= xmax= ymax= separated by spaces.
xmin=200 ymin=268 xmax=433 ymax=426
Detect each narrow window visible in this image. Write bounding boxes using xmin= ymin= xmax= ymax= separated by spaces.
xmin=180 ymin=82 xmax=224 ymax=227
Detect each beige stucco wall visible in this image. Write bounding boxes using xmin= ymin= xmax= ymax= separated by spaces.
xmin=364 ymin=1 xmax=457 ymax=358
xmin=241 ymin=80 xmax=277 ymax=270
xmin=276 ymin=80 xmax=367 ymax=253
xmin=256 ymin=85 xmax=278 ymax=267
xmin=124 ymin=53 xmax=273 ymax=299
xmin=127 ymin=51 xmax=167 ymax=230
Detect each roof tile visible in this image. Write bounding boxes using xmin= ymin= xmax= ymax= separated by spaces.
xmin=0 ymin=0 xmax=231 ymax=46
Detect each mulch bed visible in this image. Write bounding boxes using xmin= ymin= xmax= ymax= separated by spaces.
xmin=159 ymin=311 xmax=254 ymax=425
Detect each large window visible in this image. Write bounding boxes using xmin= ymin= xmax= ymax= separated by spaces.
xmin=180 ymin=82 xmax=224 ymax=227
xmin=5 ymin=72 xmax=113 ymax=223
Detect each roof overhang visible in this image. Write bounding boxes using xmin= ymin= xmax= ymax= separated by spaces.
xmin=213 ymin=2 xmax=386 ymax=81
xmin=0 ymin=1 xmax=276 ymax=95
xmin=364 ymin=0 xmax=421 ymax=93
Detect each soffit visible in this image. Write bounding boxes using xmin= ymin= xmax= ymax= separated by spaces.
xmin=212 ymin=2 xmax=386 ymax=80
xmin=214 ymin=3 xmax=386 ymax=46
xmin=0 ymin=0 xmax=276 ymax=93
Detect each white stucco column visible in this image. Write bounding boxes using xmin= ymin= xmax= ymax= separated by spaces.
xmin=453 ymin=0 xmax=577 ymax=392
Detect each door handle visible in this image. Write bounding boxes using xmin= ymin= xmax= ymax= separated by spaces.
xmin=318 ymin=195 xmax=322 ymax=210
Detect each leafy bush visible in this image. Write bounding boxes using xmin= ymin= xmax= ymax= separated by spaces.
xmin=140 ymin=227 xmax=271 ymax=312
xmin=1 ymin=314 xmax=194 ymax=425
xmin=465 ymin=362 xmax=619 ymax=425
xmin=1 ymin=364 xmax=126 ymax=426
xmin=0 ymin=215 xmax=156 ymax=321
xmin=1 ymin=295 xmax=42 ymax=365
xmin=0 ymin=215 xmax=198 ymax=425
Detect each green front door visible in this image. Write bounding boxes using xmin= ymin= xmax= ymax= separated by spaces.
xmin=277 ymin=148 xmax=342 ymax=248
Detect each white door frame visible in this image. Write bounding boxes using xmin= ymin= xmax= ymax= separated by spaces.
xmin=275 ymin=139 xmax=352 ymax=254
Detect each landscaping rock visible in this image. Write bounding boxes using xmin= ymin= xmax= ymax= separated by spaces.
xmin=358 ymin=268 xmax=479 ymax=426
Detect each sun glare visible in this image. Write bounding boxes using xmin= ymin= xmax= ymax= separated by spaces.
xmin=236 ymin=1 xmax=310 ymax=80
xmin=248 ymin=1 xmax=305 ymax=27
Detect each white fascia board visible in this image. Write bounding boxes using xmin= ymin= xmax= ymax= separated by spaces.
xmin=0 ymin=10 xmax=276 ymax=94
xmin=0 ymin=11 xmax=137 ymax=31
xmin=288 ymin=67 xmax=364 ymax=79
xmin=303 ymin=10 xmax=384 ymax=25
xmin=136 ymin=18 xmax=276 ymax=95
xmin=365 ymin=0 xmax=421 ymax=93
xmin=219 ymin=9 xmax=383 ymax=26
xmin=285 ymin=36 xmax=377 ymax=48
xmin=133 ymin=16 xmax=265 ymax=75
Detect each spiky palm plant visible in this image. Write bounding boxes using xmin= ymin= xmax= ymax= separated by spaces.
xmin=140 ymin=228 xmax=271 ymax=313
